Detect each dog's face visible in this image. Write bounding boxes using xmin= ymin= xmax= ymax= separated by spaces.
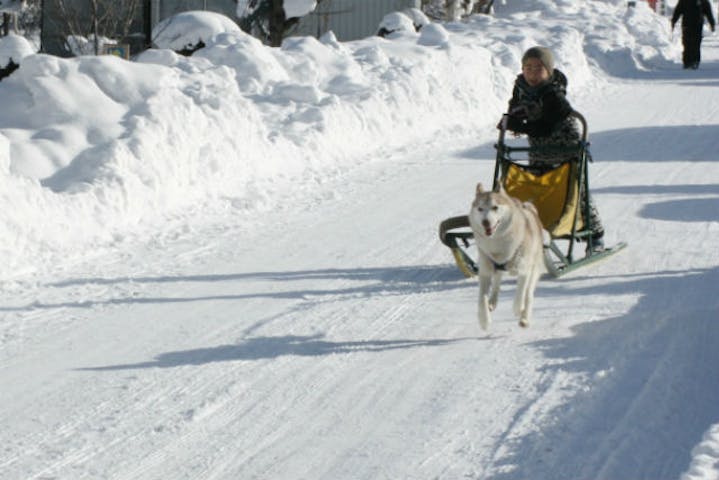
xmin=469 ymin=183 xmax=513 ymax=238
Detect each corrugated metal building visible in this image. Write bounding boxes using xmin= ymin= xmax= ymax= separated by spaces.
xmin=149 ymin=0 xmax=237 ymax=26
xmin=40 ymin=0 xmax=421 ymax=57
xmin=39 ymin=1 xmax=150 ymax=57
xmin=294 ymin=0 xmax=420 ymax=41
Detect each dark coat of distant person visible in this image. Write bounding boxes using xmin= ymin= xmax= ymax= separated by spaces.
xmin=671 ymin=0 xmax=716 ymax=69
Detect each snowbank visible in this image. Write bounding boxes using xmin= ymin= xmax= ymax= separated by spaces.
xmin=0 ymin=2 xmax=676 ymax=280
xmin=682 ymin=423 xmax=719 ymax=480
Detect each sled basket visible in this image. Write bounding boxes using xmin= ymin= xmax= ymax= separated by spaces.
xmin=439 ymin=111 xmax=626 ymax=278
xmin=502 ymin=161 xmax=582 ymax=237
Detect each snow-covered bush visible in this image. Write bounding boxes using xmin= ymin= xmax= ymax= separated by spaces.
xmin=0 ymin=32 xmax=34 ymax=65
xmin=152 ymin=11 xmax=242 ymax=54
xmin=403 ymin=8 xmax=432 ymax=31
xmin=0 ymin=33 xmax=33 ymax=80
xmin=378 ymin=12 xmax=418 ymax=38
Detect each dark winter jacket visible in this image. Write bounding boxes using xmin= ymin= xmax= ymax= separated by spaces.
xmin=506 ymin=69 xmax=574 ymax=137
xmin=672 ymin=0 xmax=716 ymax=32
xmin=505 ymin=69 xmax=580 ymax=163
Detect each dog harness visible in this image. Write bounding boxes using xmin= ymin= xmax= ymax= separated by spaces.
xmin=492 ymin=260 xmax=508 ymax=271
xmin=482 ymin=247 xmax=514 ymax=272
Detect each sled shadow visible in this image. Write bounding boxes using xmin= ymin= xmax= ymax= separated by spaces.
xmin=490 ymin=266 xmax=719 ymax=480
xmin=78 ymin=334 xmax=475 ymax=371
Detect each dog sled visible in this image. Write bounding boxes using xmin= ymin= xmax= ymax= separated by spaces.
xmin=439 ymin=111 xmax=626 ymax=278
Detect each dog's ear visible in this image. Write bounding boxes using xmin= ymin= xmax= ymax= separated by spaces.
xmin=493 ymin=182 xmax=505 ymax=194
xmin=476 ymin=183 xmax=485 ymax=195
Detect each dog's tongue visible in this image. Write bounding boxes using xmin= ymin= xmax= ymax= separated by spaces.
xmin=484 ymin=227 xmax=494 ymax=236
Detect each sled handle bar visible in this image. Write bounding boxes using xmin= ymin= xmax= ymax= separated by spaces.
xmin=497 ymin=110 xmax=588 ymax=142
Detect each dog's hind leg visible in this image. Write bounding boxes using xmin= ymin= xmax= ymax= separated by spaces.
xmin=514 ymin=274 xmax=530 ymax=325
xmin=478 ymin=274 xmax=493 ymax=331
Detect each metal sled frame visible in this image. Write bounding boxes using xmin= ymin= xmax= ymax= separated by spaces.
xmin=439 ymin=111 xmax=626 ymax=278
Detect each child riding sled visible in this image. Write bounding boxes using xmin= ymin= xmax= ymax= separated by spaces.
xmin=501 ymin=46 xmax=605 ymax=253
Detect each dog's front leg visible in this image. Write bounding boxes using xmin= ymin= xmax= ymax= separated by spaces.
xmin=478 ymin=274 xmax=492 ymax=331
xmin=514 ymin=272 xmax=536 ymax=328
xmin=489 ymin=270 xmax=503 ymax=312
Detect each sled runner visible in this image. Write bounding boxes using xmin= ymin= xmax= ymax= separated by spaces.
xmin=439 ymin=111 xmax=626 ymax=278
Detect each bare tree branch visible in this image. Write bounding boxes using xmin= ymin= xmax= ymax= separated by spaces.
xmin=49 ymin=0 xmax=142 ymax=55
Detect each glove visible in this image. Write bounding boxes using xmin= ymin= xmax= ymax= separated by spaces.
xmin=508 ymin=105 xmax=528 ymax=119
xmin=496 ymin=114 xmax=509 ymax=130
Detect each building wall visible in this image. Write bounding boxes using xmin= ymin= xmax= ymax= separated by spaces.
xmin=294 ymin=0 xmax=421 ymax=41
xmin=41 ymin=0 xmax=239 ymax=56
xmin=41 ymin=0 xmax=421 ymax=56
xmin=41 ymin=0 xmax=151 ymax=56
xmin=152 ymin=0 xmax=236 ymax=25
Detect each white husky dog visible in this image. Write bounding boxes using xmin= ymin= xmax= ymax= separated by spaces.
xmin=468 ymin=183 xmax=544 ymax=330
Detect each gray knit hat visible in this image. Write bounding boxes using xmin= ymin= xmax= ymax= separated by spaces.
xmin=522 ymin=46 xmax=554 ymax=75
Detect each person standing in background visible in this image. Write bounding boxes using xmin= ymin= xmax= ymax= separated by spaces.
xmin=671 ymin=0 xmax=716 ymax=69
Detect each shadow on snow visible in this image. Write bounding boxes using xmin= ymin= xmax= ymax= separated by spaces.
xmin=1 ymin=264 xmax=469 ymax=312
xmin=78 ymin=334 xmax=475 ymax=371
xmin=489 ymin=266 xmax=719 ymax=480
xmin=455 ymin=125 xmax=719 ymax=164
xmin=588 ymin=125 xmax=719 ymax=162
xmin=591 ymin=182 xmax=719 ymax=222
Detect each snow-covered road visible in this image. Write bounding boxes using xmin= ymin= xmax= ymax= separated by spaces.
xmin=2 ymin=32 xmax=719 ymax=480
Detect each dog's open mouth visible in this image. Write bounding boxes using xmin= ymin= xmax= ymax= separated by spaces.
xmin=484 ymin=223 xmax=498 ymax=236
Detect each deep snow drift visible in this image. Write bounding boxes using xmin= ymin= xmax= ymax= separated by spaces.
xmin=0 ymin=0 xmax=675 ymax=280
xmin=1 ymin=1 xmax=718 ymax=479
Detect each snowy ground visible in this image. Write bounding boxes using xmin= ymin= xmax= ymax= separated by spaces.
xmin=1 ymin=1 xmax=718 ymax=479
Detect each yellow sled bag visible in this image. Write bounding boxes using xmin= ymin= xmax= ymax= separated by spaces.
xmin=503 ymin=161 xmax=583 ymax=237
